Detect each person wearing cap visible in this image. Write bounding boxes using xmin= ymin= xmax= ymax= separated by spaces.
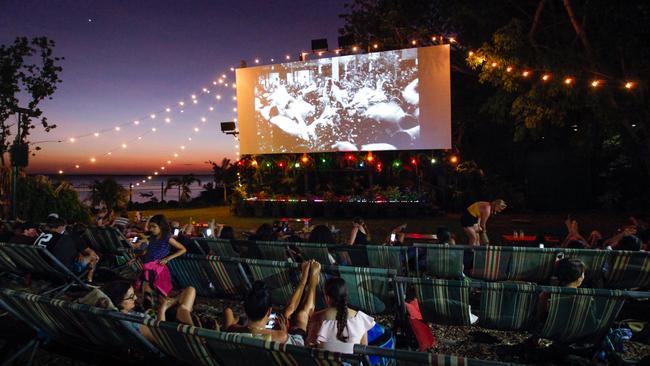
xmin=460 ymin=199 xmax=507 ymax=245
xmin=9 ymin=222 xmax=40 ymax=245
xmin=34 ymin=216 xmax=100 ymax=283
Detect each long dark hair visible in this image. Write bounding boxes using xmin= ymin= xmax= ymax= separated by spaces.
xmin=149 ymin=214 xmax=171 ymax=240
xmin=101 ymin=280 xmax=132 ymax=311
xmin=325 ymin=277 xmax=349 ymax=342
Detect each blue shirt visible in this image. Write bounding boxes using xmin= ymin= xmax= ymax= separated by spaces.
xmin=141 ymin=235 xmax=171 ymax=263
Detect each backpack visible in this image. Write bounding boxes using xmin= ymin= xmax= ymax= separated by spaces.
xmin=367 ymin=323 xmax=396 ymax=366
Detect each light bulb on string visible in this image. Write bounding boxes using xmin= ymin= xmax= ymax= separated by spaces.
xmin=133 ymin=120 xmax=140 ymax=125
xmin=625 ymin=82 xmax=634 ymax=89
xmin=94 ymin=132 xmax=99 ymax=137
xmin=115 ymin=126 xmax=121 ymax=131
xmin=69 ymin=138 xmax=75 ymax=142
xmin=150 ymin=114 xmax=156 ymax=119
xmin=165 ymin=108 xmax=171 ymax=112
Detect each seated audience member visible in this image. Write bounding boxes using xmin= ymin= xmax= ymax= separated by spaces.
xmin=566 ymin=239 xmax=589 ymax=249
xmin=249 ymin=223 xmax=277 ymax=241
xmin=436 ymin=227 xmax=455 ymax=245
xmin=555 ymin=257 xmax=586 ymax=288
xmin=8 ymin=222 xmax=39 ymax=245
xmin=219 ymin=225 xmax=235 ymax=240
xmin=348 ymin=217 xmax=370 ymax=245
xmin=0 ymin=221 xmax=14 ymax=242
xmin=34 ymin=216 xmax=100 ymax=283
xmin=224 ymin=260 xmax=321 ymax=345
xmin=385 ymin=223 xmax=407 ymax=245
xmin=617 ymin=235 xmax=643 ymax=251
xmin=112 ymin=210 xmax=130 ymax=232
xmin=308 ymin=225 xmax=336 ymax=244
xmin=307 ymin=277 xmax=376 ymax=353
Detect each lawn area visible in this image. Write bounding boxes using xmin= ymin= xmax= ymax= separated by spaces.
xmin=138 ymin=205 xmax=634 ymax=245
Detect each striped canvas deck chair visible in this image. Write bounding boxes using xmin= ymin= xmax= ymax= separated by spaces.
xmin=414 ymin=244 xmax=465 ymax=279
xmin=478 ymin=282 xmax=538 ymax=330
xmin=0 ymin=288 xmax=160 ymax=361
xmin=293 ymin=242 xmax=334 ymax=264
xmin=397 ymin=277 xmax=472 ymax=325
xmin=606 ymin=250 xmax=650 ymax=289
xmin=470 ymin=246 xmax=511 ymax=281
xmin=168 ymin=254 xmax=251 ymax=298
xmin=506 ymin=247 xmax=556 ymax=282
xmin=142 ymin=319 xmax=217 ymax=366
xmin=538 ymin=287 xmax=627 ymax=344
xmin=0 ymin=242 xmax=89 ymax=295
xmin=0 ymin=244 xmax=18 ymax=272
xmin=320 ymin=265 xmax=397 ymax=315
xmin=235 ymin=240 xmax=289 ymax=261
xmin=365 ymin=245 xmax=406 ymax=274
xmin=353 ymin=345 xmax=517 ymax=366
xmin=228 ymin=257 xmax=300 ymax=306
xmin=202 ymin=238 xmax=239 ymax=257
xmin=201 ymin=326 xmax=364 ymax=366
xmin=561 ymin=248 xmax=609 ymax=287
xmin=83 ymin=227 xmax=142 ymax=274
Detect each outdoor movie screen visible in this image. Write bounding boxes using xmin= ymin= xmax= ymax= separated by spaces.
xmin=236 ymin=45 xmax=451 ymax=154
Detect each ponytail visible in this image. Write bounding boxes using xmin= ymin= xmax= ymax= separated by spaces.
xmin=325 ymin=277 xmax=349 ymax=342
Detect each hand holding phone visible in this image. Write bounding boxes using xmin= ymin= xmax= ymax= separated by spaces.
xmin=265 ymin=313 xmax=277 ymax=329
xmin=173 ymin=228 xmax=180 ymax=236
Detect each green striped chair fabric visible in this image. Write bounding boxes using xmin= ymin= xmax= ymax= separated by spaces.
xmin=290 ymin=242 xmax=334 ymax=264
xmin=202 ymin=238 xmax=240 ymax=257
xmin=319 ymin=265 xmax=397 ymax=315
xmin=471 ymin=246 xmax=511 ymax=281
xmin=0 ymin=245 xmax=18 ymax=272
xmin=353 ymin=345 xmax=518 ymax=366
xmin=478 ymin=282 xmax=538 ymax=330
xmin=539 ymin=287 xmax=626 ymax=343
xmin=83 ymin=227 xmax=142 ymax=274
xmin=144 ymin=318 xmax=364 ymax=366
xmin=365 ymin=245 xmax=406 ymax=273
xmin=244 ymin=240 xmax=290 ymax=261
xmin=225 ymin=256 xmax=300 ymax=306
xmin=0 ymin=288 xmax=159 ymax=357
xmin=167 ymin=254 xmax=251 ymax=298
xmin=404 ymin=278 xmax=473 ymax=325
xmin=606 ymin=250 xmax=650 ymax=289
xmin=505 ymin=247 xmax=556 ymax=282
xmin=414 ymin=244 xmax=465 ymax=279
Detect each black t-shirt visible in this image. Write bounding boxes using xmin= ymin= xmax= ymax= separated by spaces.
xmin=34 ymin=231 xmax=89 ymax=270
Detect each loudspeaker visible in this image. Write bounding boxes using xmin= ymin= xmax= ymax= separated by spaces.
xmin=220 ymin=122 xmax=236 ymax=132
xmin=10 ymin=143 xmax=29 ymax=167
xmin=311 ymin=38 xmax=328 ymax=51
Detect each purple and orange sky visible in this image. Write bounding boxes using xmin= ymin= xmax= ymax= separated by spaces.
xmin=1 ymin=0 xmax=347 ymax=174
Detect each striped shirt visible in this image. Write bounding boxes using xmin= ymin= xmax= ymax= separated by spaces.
xmin=142 ymin=235 xmax=171 ymax=263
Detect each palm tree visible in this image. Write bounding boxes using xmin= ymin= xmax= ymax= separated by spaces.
xmin=209 ymin=158 xmax=237 ymax=204
xmin=164 ymin=174 xmax=202 ymax=203
xmin=89 ymin=178 xmax=129 ymax=210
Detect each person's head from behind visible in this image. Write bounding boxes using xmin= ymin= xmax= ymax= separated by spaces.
xmin=324 ymin=277 xmax=349 ymax=342
xmin=491 ymin=199 xmax=507 ymax=214
xmin=219 ymin=225 xmax=235 ymax=240
xmin=567 ymin=240 xmax=587 ymax=249
xmin=17 ymin=222 xmax=39 ymax=237
xmin=436 ymin=227 xmax=452 ymax=244
xmin=255 ymin=223 xmax=275 ymax=241
xmin=556 ymin=258 xmax=586 ymax=288
xmin=244 ymin=281 xmax=272 ymax=322
xmin=618 ymin=235 xmax=642 ymax=251
xmin=148 ymin=214 xmax=170 ymax=239
xmin=102 ymin=280 xmax=137 ymax=313
xmin=308 ymin=225 xmax=335 ymax=244
xmin=352 ymin=217 xmax=364 ymax=227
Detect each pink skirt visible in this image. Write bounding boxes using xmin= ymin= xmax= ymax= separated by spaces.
xmin=138 ymin=261 xmax=173 ymax=296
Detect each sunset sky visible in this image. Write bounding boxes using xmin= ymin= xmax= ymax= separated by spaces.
xmin=1 ymin=0 xmax=346 ymax=175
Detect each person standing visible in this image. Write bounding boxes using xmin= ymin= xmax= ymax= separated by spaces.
xmin=460 ymin=200 xmax=507 ymax=245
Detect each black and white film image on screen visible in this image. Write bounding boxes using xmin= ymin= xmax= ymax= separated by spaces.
xmin=244 ymin=46 xmax=449 ymax=153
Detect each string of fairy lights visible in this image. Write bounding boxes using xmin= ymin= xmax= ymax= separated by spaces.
xmin=43 ymin=33 xmax=638 ymax=188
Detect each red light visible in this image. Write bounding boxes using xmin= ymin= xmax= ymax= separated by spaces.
xmin=376 ymin=162 xmax=382 ymax=171
xmin=411 ymin=158 xmax=417 ymax=165
xmin=278 ymin=161 xmax=285 ymax=168
xmin=237 ymin=160 xmax=244 ymax=166
xmin=346 ymin=154 xmax=355 ymax=161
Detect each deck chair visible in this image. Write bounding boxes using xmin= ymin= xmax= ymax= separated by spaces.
xmin=0 ymin=242 xmax=89 ymax=296
xmin=606 ymin=250 xmax=650 ymax=289
xmin=223 ymin=257 xmax=300 ymax=306
xmin=0 ymin=288 xmax=160 ymax=365
xmin=167 ymin=254 xmax=251 ymax=298
xmin=561 ymin=248 xmax=609 ymax=287
xmin=353 ymin=344 xmax=517 ymax=366
xmin=413 ymin=244 xmax=465 ymax=279
xmin=506 ymin=247 xmax=556 ymax=282
xmin=365 ymin=245 xmax=407 ymax=274
xmin=396 ymin=277 xmax=473 ymax=325
xmin=292 ymin=242 xmax=335 ymax=264
xmin=539 ymin=287 xmax=628 ymax=344
xmin=201 ymin=238 xmax=239 ymax=257
xmin=478 ymin=282 xmax=538 ymax=330
xmin=319 ymin=264 xmax=397 ymax=315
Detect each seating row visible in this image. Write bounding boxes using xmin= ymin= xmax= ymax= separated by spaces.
xmin=199 ymin=239 xmax=650 ymax=289
xmin=0 ymin=288 xmax=515 ymax=366
xmin=167 ymin=254 xmax=650 ymax=345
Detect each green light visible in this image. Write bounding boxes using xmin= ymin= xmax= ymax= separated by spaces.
xmin=393 ymin=160 xmax=401 ymax=167
xmin=321 ymin=158 xmax=326 ymax=163
xmin=265 ymin=162 xmax=271 ymax=167
xmin=294 ymin=162 xmax=300 ymax=168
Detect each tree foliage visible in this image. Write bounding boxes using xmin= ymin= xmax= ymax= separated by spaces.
xmin=17 ymin=175 xmax=90 ymax=223
xmin=0 ymin=37 xmax=63 ymax=163
xmin=89 ymin=178 xmax=129 ymax=210
xmin=164 ymin=174 xmax=202 ymax=203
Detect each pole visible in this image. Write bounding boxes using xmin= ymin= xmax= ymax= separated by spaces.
xmin=160 ymin=182 xmax=164 ymax=202
xmin=129 ymin=183 xmax=133 ymax=203
xmin=11 ymin=112 xmax=22 ymax=218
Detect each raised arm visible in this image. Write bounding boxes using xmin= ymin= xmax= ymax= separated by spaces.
xmin=159 ymin=237 xmax=187 ymax=265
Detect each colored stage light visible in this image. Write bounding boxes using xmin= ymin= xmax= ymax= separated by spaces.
xmin=251 ymin=160 xmax=258 ymax=167
xmin=301 ymin=155 xmax=309 ymax=163
xmin=450 ymin=155 xmax=459 ymax=164
xmin=393 ymin=160 xmax=401 ymax=167
xmin=278 ymin=161 xmax=285 ymax=168
xmin=294 ymin=162 xmax=300 ymax=168
xmin=410 ymin=158 xmax=417 ymax=165
xmin=366 ymin=154 xmax=374 ymax=163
